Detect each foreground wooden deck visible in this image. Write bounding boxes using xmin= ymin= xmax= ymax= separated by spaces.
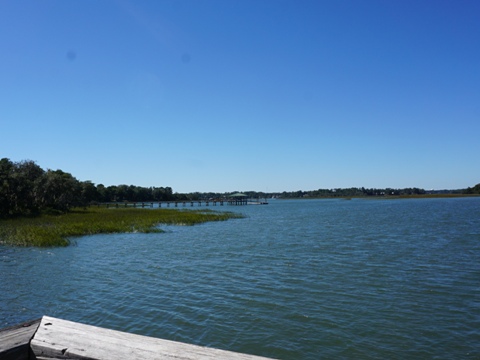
xmin=1 ymin=315 xmax=275 ymax=360
xmin=0 ymin=318 xmax=40 ymax=360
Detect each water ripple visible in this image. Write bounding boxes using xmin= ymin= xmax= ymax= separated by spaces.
xmin=1 ymin=198 xmax=480 ymax=359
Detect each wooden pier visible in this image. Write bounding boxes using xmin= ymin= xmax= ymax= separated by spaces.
xmin=105 ymin=200 xmax=231 ymax=208
xmin=1 ymin=315 xmax=275 ymax=360
xmin=101 ymin=192 xmax=269 ymax=209
xmin=103 ymin=198 xmax=267 ymax=209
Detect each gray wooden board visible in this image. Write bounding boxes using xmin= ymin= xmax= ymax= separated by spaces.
xmin=31 ymin=316 xmax=275 ymax=360
xmin=0 ymin=319 xmax=41 ymax=360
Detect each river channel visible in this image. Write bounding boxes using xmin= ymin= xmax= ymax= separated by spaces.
xmin=1 ymin=197 xmax=479 ymax=359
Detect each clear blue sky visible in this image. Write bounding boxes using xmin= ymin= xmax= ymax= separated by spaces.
xmin=1 ymin=0 xmax=479 ymax=193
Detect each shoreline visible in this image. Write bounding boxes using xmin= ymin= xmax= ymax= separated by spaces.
xmin=276 ymin=194 xmax=480 ymax=200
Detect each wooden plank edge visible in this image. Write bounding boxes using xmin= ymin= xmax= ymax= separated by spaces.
xmin=31 ymin=315 xmax=276 ymax=360
xmin=0 ymin=318 xmax=41 ymax=360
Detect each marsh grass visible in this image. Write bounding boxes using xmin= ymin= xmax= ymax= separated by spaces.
xmin=0 ymin=207 xmax=244 ymax=247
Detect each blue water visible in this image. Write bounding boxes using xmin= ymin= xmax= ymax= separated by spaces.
xmin=1 ymin=198 xmax=480 ymax=359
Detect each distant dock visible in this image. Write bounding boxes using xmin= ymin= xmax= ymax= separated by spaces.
xmin=102 ymin=192 xmax=269 ymax=208
xmin=105 ymin=200 xmax=231 ymax=208
xmin=1 ymin=315 xmax=275 ymax=360
xmin=103 ymin=197 xmax=268 ymax=209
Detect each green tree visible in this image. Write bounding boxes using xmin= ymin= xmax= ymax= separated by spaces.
xmin=115 ymin=185 xmax=128 ymax=202
xmin=80 ymin=181 xmax=99 ymax=205
xmin=36 ymin=169 xmax=81 ymax=212
xmin=0 ymin=158 xmax=15 ymax=217
xmin=15 ymin=160 xmax=45 ymax=214
xmin=465 ymin=183 xmax=480 ymax=194
xmin=0 ymin=158 xmax=44 ymax=217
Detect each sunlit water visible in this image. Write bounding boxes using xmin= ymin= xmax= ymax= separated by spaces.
xmin=1 ymin=198 xmax=479 ymax=359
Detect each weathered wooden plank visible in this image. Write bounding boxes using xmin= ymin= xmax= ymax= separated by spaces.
xmin=0 ymin=319 xmax=41 ymax=360
xmin=31 ymin=316 xmax=275 ymax=360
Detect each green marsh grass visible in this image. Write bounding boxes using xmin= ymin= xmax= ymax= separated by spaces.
xmin=0 ymin=207 xmax=244 ymax=247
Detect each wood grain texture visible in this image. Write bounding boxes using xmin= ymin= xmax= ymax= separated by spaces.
xmin=31 ymin=316 xmax=275 ymax=360
xmin=0 ymin=319 xmax=41 ymax=360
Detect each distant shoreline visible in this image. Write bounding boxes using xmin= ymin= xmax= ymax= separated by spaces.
xmin=277 ymin=194 xmax=480 ymax=200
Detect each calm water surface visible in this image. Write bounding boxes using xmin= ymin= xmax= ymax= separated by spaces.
xmin=1 ymin=198 xmax=479 ymax=359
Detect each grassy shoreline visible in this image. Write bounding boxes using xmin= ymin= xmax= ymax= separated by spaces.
xmin=0 ymin=207 xmax=244 ymax=247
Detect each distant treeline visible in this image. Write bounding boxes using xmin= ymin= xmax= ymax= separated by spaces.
xmin=0 ymin=158 xmax=177 ymax=218
xmin=465 ymin=183 xmax=480 ymax=194
xmin=1 ymin=158 xmax=479 ymax=218
xmin=276 ymin=184 xmax=480 ymax=198
xmin=278 ymin=187 xmax=427 ymax=198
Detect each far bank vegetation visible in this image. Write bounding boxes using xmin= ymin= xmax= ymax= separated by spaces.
xmin=2 ymin=158 xmax=479 ymax=220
